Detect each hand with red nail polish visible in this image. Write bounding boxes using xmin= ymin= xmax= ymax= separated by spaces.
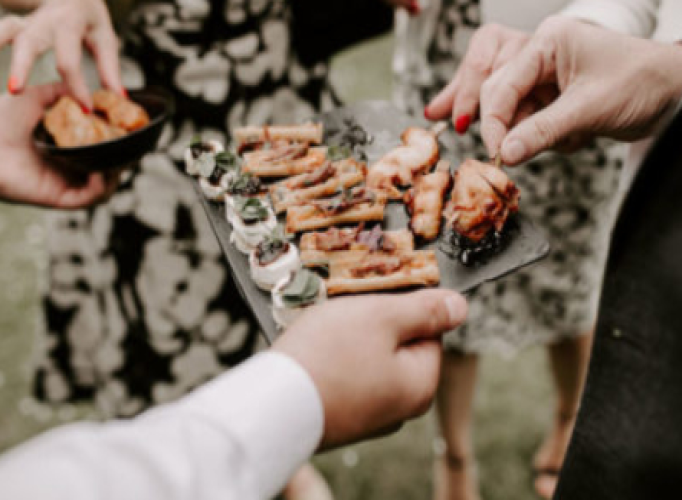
xmin=0 ymin=0 xmax=124 ymax=109
xmin=426 ymin=23 xmax=530 ymax=140
xmin=0 ymin=83 xmax=122 ymax=209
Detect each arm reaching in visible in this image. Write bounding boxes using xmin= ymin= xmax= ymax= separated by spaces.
xmin=479 ymin=17 xmax=682 ymax=165
xmin=0 ymin=289 xmax=467 ymax=500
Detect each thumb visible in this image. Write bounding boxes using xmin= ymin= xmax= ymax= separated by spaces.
xmin=500 ymin=92 xmax=585 ymax=165
xmin=392 ymin=289 xmax=468 ymax=345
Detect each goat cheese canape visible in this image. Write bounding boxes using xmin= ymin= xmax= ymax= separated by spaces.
xmin=197 ymin=150 xmax=241 ymax=201
xmin=229 ymin=196 xmax=277 ymax=254
xmin=271 ymin=269 xmax=326 ymax=329
xmin=249 ymin=227 xmax=301 ymax=291
xmin=184 ymin=135 xmax=224 ymax=176
xmin=224 ymin=173 xmax=269 ymax=222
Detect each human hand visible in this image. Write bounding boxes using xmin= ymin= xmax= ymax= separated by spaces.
xmin=273 ymin=289 xmax=468 ymax=449
xmin=425 ymin=24 xmax=532 ymax=134
xmin=0 ymin=0 xmax=123 ymax=110
xmin=0 ymin=83 xmax=121 ymax=209
xmin=479 ymin=17 xmax=682 ymax=165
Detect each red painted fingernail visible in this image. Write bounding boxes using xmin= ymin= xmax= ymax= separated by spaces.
xmin=121 ymin=88 xmax=129 ymax=98
xmin=424 ymin=107 xmax=431 ymax=120
xmin=7 ymin=76 xmax=20 ymax=95
xmin=81 ymin=104 xmax=92 ymax=115
xmin=455 ymin=114 xmax=471 ymax=135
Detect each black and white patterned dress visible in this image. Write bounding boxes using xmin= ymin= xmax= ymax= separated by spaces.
xmin=396 ymin=0 xmax=624 ymax=356
xmin=36 ymin=0 xmax=338 ymax=416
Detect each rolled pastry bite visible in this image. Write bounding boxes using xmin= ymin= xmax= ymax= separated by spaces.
xmin=285 ymin=186 xmax=387 ymax=234
xmin=184 ymin=134 xmax=225 ymax=176
xmin=249 ymin=226 xmax=301 ymax=291
xmin=197 ymin=150 xmax=241 ymax=201
xmin=229 ymin=196 xmax=277 ymax=255
xmin=233 ymin=123 xmax=324 ymax=153
xmin=271 ymin=268 xmax=327 ymax=329
xmin=224 ymin=172 xmax=269 ymax=221
xmin=299 ymin=224 xmax=414 ymax=267
xmin=268 ymin=157 xmax=367 ymax=214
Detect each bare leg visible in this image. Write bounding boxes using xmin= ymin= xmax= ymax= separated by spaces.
xmin=534 ymin=331 xmax=593 ymax=499
xmin=433 ymin=351 xmax=481 ymax=500
xmin=283 ymin=463 xmax=334 ymax=500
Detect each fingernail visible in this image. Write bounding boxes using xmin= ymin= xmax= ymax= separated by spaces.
xmin=81 ymin=104 xmax=92 ymax=115
xmin=455 ymin=115 xmax=471 ymax=135
xmin=7 ymin=76 xmax=20 ymax=95
xmin=423 ymin=106 xmax=431 ymax=120
xmin=444 ymin=295 xmax=468 ymax=327
xmin=121 ymin=88 xmax=129 ymax=98
xmin=408 ymin=1 xmax=420 ymax=15
xmin=502 ymin=139 xmax=526 ymax=164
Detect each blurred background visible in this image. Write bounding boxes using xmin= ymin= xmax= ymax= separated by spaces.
xmin=0 ymin=34 xmax=554 ymax=500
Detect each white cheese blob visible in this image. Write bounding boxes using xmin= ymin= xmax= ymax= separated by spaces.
xmin=271 ymin=275 xmax=327 ymax=329
xmin=249 ymin=244 xmax=301 ymax=291
xmin=229 ymin=208 xmax=277 ymax=254
xmin=184 ymin=140 xmax=224 ymax=176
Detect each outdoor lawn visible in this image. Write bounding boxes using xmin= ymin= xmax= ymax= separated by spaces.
xmin=0 ymin=35 xmax=553 ymax=500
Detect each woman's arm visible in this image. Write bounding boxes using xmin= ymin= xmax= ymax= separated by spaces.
xmin=561 ymin=0 xmax=661 ymax=38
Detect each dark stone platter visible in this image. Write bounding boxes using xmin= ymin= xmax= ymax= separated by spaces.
xmin=192 ymin=101 xmax=550 ymax=343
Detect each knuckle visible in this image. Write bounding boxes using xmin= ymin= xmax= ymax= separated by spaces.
xmin=533 ymin=118 xmax=559 ymax=149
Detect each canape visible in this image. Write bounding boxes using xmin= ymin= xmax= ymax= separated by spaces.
xmin=249 ymin=227 xmax=301 ymax=291
xmin=229 ymin=197 xmax=277 ymax=254
xmin=184 ymin=135 xmax=224 ymax=176
xmin=271 ymin=269 xmax=327 ymax=329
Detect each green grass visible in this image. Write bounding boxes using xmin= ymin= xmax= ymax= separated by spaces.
xmin=0 ymin=34 xmax=553 ymax=499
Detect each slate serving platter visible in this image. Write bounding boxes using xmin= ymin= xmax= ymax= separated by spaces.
xmin=192 ymin=101 xmax=550 ymax=344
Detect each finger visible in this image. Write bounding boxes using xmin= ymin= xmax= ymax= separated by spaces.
xmin=396 ymin=340 xmax=442 ymax=417
xmin=479 ymin=40 xmax=558 ymax=157
xmin=0 ymin=15 xmax=24 ymax=49
xmin=426 ymin=75 xmax=459 ymax=121
xmin=9 ymin=30 xmax=49 ymax=94
xmin=449 ymin=26 xmax=512 ymax=133
xmin=55 ymin=31 xmax=92 ymax=110
xmin=492 ymin=36 xmax=527 ymax=72
xmin=55 ymin=173 xmax=110 ymax=209
xmin=391 ymin=289 xmax=468 ymax=344
xmin=87 ymin=26 xmax=124 ymax=95
xmin=501 ymin=92 xmax=585 ymax=165
xmin=509 ymin=98 xmax=542 ymax=128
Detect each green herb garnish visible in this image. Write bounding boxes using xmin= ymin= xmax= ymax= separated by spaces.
xmin=327 ymin=144 xmax=352 ymax=162
xmin=235 ymin=196 xmax=269 ymax=223
xmin=227 ymin=173 xmax=263 ymax=195
xmin=281 ymin=269 xmax=320 ymax=308
xmin=215 ymin=151 xmax=240 ymax=172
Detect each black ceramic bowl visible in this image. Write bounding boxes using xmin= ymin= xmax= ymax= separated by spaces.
xmin=32 ymin=88 xmax=174 ymax=173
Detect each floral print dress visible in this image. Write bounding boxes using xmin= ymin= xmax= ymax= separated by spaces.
xmin=36 ymin=0 xmax=338 ymax=416
xmin=396 ymin=0 xmax=624 ymax=356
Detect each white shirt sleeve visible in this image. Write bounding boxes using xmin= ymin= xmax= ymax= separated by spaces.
xmin=560 ymin=0 xmax=661 ymax=37
xmin=0 ymin=351 xmax=324 ymax=500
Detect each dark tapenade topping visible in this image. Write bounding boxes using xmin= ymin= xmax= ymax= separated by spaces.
xmin=227 ymin=174 xmax=264 ymax=196
xmin=256 ymin=239 xmax=290 ymax=266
